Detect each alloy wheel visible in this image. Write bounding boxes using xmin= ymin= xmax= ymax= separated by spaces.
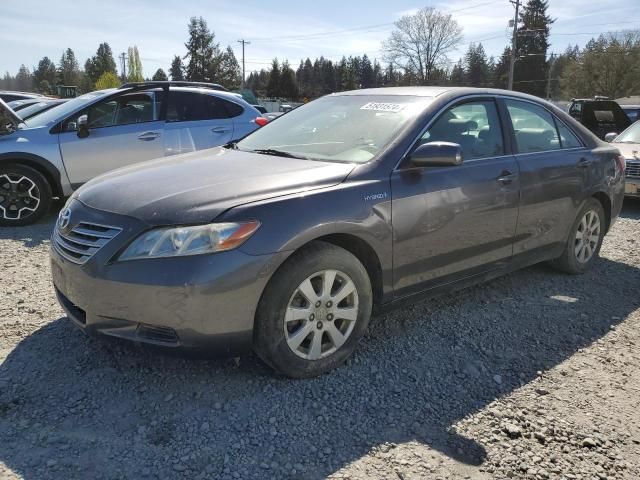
xmin=284 ymin=269 xmax=359 ymax=360
xmin=0 ymin=173 xmax=41 ymax=220
xmin=574 ymin=209 xmax=601 ymax=263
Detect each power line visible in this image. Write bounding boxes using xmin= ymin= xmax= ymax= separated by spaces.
xmin=248 ymin=0 xmax=504 ymax=43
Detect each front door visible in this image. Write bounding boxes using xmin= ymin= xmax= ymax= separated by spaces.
xmin=59 ymin=92 xmax=164 ymax=185
xmin=391 ymin=98 xmax=520 ymax=297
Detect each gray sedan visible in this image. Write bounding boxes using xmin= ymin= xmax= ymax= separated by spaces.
xmin=51 ymin=87 xmax=625 ymax=378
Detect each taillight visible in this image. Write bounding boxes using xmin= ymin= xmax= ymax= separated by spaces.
xmin=255 ymin=116 xmax=268 ymax=127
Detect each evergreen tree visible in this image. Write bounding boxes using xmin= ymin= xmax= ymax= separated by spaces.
xmin=15 ymin=65 xmax=32 ymax=92
xmin=279 ymin=61 xmax=298 ymax=99
xmin=33 ymin=57 xmax=57 ymax=92
xmin=493 ymin=46 xmax=511 ymax=89
xmin=450 ymin=60 xmax=465 ymax=86
xmin=217 ymin=46 xmax=241 ymax=89
xmin=169 ymin=55 xmax=185 ymax=80
xmin=266 ymin=59 xmax=281 ymax=98
xmin=464 ymin=43 xmax=490 ymax=87
xmin=184 ymin=16 xmax=220 ymax=82
xmin=85 ymin=43 xmax=118 ymax=84
xmin=58 ymin=48 xmax=80 ymax=86
xmin=515 ymin=0 xmax=554 ymax=96
xmin=360 ymin=54 xmax=375 ymax=88
xmin=152 ymin=68 xmax=168 ymax=81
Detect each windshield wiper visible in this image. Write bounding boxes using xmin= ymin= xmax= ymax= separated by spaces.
xmin=223 ymin=141 xmax=238 ymax=149
xmin=251 ymin=148 xmax=308 ymax=159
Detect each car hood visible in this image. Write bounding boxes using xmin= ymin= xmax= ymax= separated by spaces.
xmin=0 ymin=98 xmax=23 ymax=135
xmin=613 ymin=142 xmax=640 ymax=160
xmin=77 ymin=147 xmax=355 ymax=225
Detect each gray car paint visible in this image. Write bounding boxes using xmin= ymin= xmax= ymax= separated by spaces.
xmin=51 ymin=87 xmax=625 ymax=353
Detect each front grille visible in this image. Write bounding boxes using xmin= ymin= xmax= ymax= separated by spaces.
xmin=53 ymin=221 xmax=122 ymax=265
xmin=626 ymin=160 xmax=640 ymax=178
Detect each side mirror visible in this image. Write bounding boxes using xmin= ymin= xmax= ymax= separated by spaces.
xmin=410 ymin=142 xmax=463 ymax=167
xmin=604 ymin=132 xmax=618 ymax=143
xmin=77 ymin=114 xmax=89 ymax=138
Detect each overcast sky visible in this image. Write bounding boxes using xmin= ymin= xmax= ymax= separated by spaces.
xmin=1 ymin=0 xmax=637 ymax=79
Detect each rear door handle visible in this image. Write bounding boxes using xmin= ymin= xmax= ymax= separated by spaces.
xmin=211 ymin=127 xmax=230 ymax=134
xmin=138 ymin=131 xmax=160 ymax=141
xmin=497 ymin=171 xmax=518 ymax=185
xmin=577 ymin=158 xmax=592 ymax=168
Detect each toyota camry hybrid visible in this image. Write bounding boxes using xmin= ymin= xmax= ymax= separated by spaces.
xmin=50 ymin=87 xmax=625 ymax=378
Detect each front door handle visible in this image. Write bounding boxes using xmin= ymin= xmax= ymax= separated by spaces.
xmin=211 ymin=127 xmax=230 ymax=134
xmin=138 ymin=131 xmax=160 ymax=141
xmin=497 ymin=171 xmax=518 ymax=185
xmin=577 ymin=158 xmax=592 ymax=168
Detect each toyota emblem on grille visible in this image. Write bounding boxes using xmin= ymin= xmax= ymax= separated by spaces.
xmin=58 ymin=208 xmax=72 ymax=231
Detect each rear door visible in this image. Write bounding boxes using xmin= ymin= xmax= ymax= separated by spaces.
xmin=163 ymin=91 xmax=235 ymax=155
xmin=391 ymin=97 xmax=520 ymax=297
xmin=59 ymin=92 xmax=164 ymax=185
xmin=502 ymin=97 xmax=591 ymax=262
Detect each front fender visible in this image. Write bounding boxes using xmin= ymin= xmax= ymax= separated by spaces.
xmin=222 ymin=179 xmax=394 ymax=299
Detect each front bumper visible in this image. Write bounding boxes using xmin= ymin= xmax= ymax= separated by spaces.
xmin=50 ymin=200 xmax=287 ymax=355
xmin=624 ymin=176 xmax=640 ymax=197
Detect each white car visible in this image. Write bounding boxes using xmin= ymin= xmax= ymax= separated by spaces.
xmin=0 ymin=82 xmax=267 ymax=225
xmin=607 ymin=121 xmax=640 ymax=197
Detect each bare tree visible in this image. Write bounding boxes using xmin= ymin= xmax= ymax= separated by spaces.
xmin=382 ymin=8 xmax=463 ymax=84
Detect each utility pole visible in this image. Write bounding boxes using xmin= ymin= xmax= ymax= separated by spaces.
xmin=237 ymin=39 xmax=251 ymax=88
xmin=119 ymin=52 xmax=128 ymax=83
xmin=546 ymin=53 xmax=555 ymax=100
xmin=508 ymin=0 xmax=520 ymax=90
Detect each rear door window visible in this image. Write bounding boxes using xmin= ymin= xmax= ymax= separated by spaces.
xmin=167 ymin=92 xmax=243 ymax=122
xmin=505 ymin=100 xmax=561 ymax=153
xmin=555 ymin=120 xmax=582 ymax=149
xmin=209 ymin=96 xmax=243 ymax=119
xmin=167 ymin=91 xmax=209 ymax=122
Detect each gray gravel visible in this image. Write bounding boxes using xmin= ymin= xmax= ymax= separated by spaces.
xmin=1 ymin=200 xmax=639 ymax=480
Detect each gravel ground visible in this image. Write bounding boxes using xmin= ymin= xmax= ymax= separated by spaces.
xmin=1 ymin=200 xmax=639 ymax=480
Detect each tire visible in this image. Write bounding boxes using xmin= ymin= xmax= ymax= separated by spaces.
xmin=254 ymin=241 xmax=373 ymax=378
xmin=549 ymin=198 xmax=606 ymax=274
xmin=0 ymin=164 xmax=52 ymax=226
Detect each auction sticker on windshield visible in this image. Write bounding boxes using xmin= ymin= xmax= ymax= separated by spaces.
xmin=360 ymin=102 xmax=406 ymax=112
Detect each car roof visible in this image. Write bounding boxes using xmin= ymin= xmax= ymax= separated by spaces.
xmin=168 ymin=86 xmax=248 ymax=103
xmin=333 ymin=86 xmax=553 ymax=103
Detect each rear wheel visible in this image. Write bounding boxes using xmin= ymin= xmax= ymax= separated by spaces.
xmin=0 ymin=164 xmax=52 ymax=226
xmin=254 ymin=242 xmax=373 ymax=378
xmin=550 ymin=198 xmax=605 ymax=274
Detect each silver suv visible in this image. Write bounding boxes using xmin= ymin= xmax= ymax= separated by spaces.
xmin=0 ymin=82 xmax=265 ymax=225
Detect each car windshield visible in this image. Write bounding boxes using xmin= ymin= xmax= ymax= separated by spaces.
xmin=614 ymin=121 xmax=640 ymax=144
xmin=24 ymin=90 xmax=115 ymax=128
xmin=237 ymin=95 xmax=430 ymax=163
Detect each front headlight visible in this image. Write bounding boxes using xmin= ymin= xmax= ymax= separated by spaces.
xmin=118 ymin=221 xmax=260 ymax=261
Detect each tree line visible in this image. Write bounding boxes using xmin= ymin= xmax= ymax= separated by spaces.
xmin=0 ymin=16 xmax=241 ymax=95
xmin=2 ymin=1 xmax=640 ymax=101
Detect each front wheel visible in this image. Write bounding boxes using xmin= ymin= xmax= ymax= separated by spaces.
xmin=550 ymin=198 xmax=605 ymax=274
xmin=0 ymin=164 xmax=52 ymax=226
xmin=254 ymin=242 xmax=373 ymax=378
